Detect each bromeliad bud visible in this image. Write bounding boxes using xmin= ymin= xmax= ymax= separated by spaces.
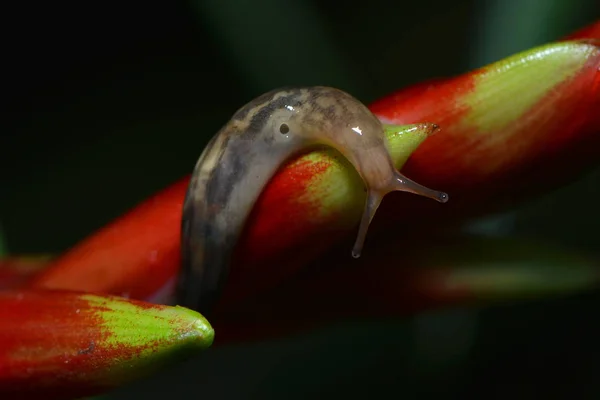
xmin=0 ymin=289 xmax=214 ymax=400
xmin=371 ymin=39 xmax=600 ymax=218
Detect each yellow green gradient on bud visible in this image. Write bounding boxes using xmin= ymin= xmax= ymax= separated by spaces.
xmin=81 ymin=294 xmax=214 ymax=386
xmin=463 ymin=41 xmax=598 ymax=135
xmin=0 ymin=290 xmax=214 ymax=399
xmin=297 ymin=123 xmax=437 ymax=224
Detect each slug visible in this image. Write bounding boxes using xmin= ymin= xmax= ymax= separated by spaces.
xmin=177 ymin=86 xmax=448 ymax=313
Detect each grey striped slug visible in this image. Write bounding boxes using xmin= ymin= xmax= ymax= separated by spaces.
xmin=176 ymin=86 xmax=448 ymax=314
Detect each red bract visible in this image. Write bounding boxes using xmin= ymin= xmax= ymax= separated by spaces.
xmin=29 ymin=177 xmax=190 ymax=302
xmin=20 ymin=21 xmax=600 ymax=334
xmin=0 ymin=289 xmax=213 ymax=400
xmin=370 ymin=39 xmax=600 ymax=228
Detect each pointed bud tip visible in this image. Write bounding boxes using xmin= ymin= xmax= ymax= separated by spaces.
xmin=173 ymin=305 xmax=215 ymax=348
xmin=415 ymin=122 xmax=441 ymax=136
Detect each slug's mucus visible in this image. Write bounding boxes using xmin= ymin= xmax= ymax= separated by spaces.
xmin=177 ymin=86 xmax=448 ymax=314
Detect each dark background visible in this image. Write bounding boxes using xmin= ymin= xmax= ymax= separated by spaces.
xmin=2 ymin=0 xmax=600 ymax=398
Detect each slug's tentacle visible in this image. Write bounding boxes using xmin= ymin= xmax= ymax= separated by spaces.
xmin=352 ymin=190 xmax=383 ymax=258
xmin=351 ymin=172 xmax=449 ymax=259
xmin=392 ymin=172 xmax=449 ymax=203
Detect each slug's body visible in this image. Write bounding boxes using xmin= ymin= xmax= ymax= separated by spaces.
xmin=177 ymin=86 xmax=448 ymax=314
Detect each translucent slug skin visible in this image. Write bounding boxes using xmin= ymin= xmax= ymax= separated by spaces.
xmin=177 ymin=86 xmax=448 ymax=314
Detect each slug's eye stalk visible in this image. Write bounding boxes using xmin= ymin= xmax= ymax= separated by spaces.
xmin=279 ymin=124 xmax=290 ymax=134
xmin=394 ymin=174 xmax=449 ymax=204
xmin=351 ymin=175 xmax=449 ymax=259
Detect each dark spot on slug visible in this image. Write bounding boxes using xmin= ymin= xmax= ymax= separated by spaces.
xmin=204 ymin=139 xmax=251 ymax=208
xmin=247 ymin=92 xmax=302 ymax=134
xmin=231 ymin=89 xmax=280 ymax=121
xmin=323 ymin=105 xmax=337 ymax=120
xmin=279 ymin=124 xmax=289 ymax=134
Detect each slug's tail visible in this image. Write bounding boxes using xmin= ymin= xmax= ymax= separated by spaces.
xmin=351 ymin=172 xmax=448 ymax=258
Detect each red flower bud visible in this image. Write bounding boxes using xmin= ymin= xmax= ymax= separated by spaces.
xmin=0 ymin=289 xmax=213 ymax=399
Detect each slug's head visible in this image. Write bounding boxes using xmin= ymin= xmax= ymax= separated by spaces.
xmin=232 ymin=86 xmax=448 ymax=258
xmin=227 ymin=87 xmax=326 ymax=152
